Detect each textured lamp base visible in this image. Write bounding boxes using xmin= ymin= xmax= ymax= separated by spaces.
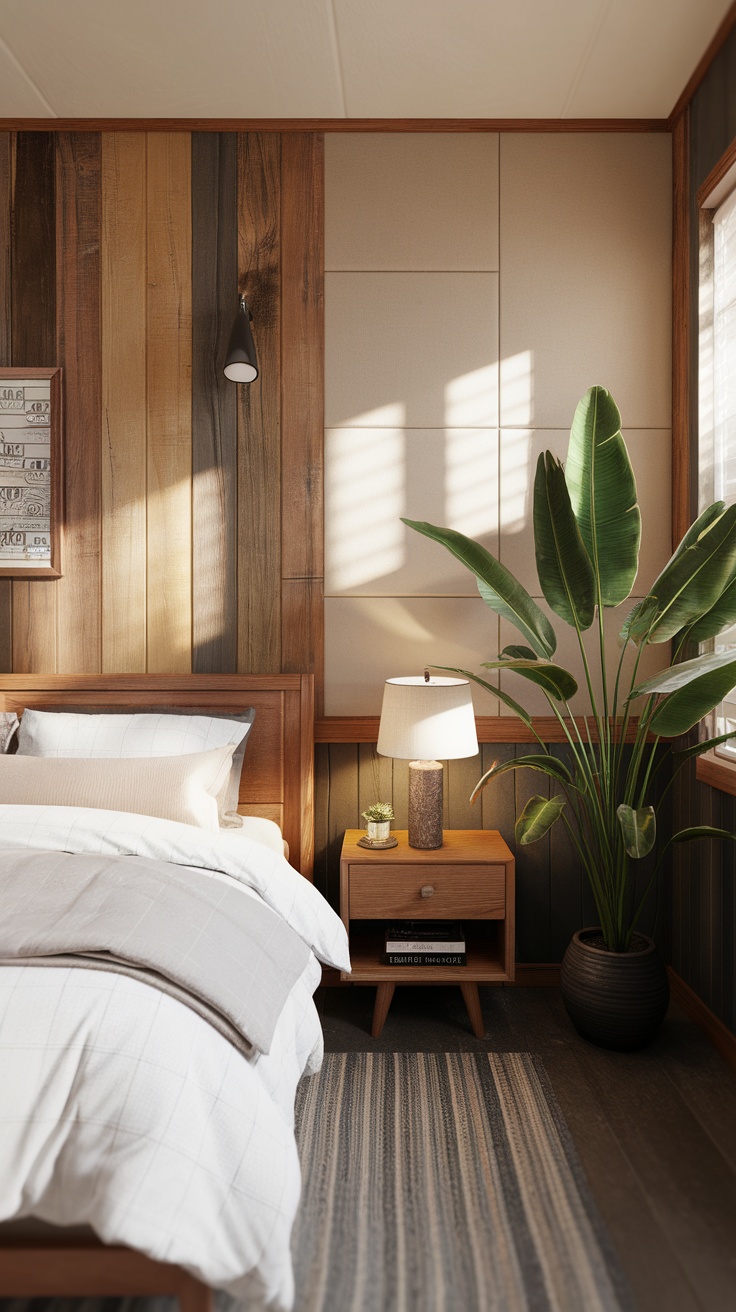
xmin=408 ymin=760 xmax=444 ymax=849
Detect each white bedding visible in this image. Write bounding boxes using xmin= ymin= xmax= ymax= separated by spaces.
xmin=0 ymin=806 xmax=349 ymax=1310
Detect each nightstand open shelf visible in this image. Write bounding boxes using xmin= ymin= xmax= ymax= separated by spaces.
xmin=340 ymin=829 xmax=515 ymax=1038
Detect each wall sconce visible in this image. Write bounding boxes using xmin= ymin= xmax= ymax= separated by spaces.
xmin=224 ymin=294 xmax=259 ymax=383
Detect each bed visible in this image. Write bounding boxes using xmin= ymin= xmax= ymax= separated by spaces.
xmin=0 ymin=673 xmax=345 ymax=1312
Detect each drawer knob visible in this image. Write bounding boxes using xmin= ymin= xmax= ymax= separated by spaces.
xmin=420 ymin=884 xmax=435 ymax=898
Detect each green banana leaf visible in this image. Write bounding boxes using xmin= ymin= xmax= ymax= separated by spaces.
xmin=402 ymin=518 xmax=557 ymax=658
xmin=616 ymin=804 xmax=656 ymax=858
xmin=469 ymin=753 xmax=574 ymax=806
xmin=431 ymin=666 xmax=534 ymax=726
xmin=649 ymin=657 xmax=736 ymax=736
xmin=671 ymin=826 xmax=736 ymax=843
xmin=533 ymin=452 xmax=595 ymax=630
xmin=565 ymin=385 xmax=641 ymax=606
xmin=515 ymin=794 xmax=566 ymax=846
xmin=682 ymin=573 xmax=736 ymax=644
xmin=672 ymin=502 xmax=726 ymax=558
xmin=500 ymin=644 xmax=538 ymax=660
xmin=628 ymin=503 xmax=736 ymax=645
xmin=481 ymin=658 xmax=578 ymax=702
xmin=630 ymin=648 xmax=736 ymax=699
xmin=672 ymin=729 xmax=736 ymax=761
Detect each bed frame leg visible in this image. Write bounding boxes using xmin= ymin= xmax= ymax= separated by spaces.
xmin=178 ymin=1274 xmax=215 ymax=1312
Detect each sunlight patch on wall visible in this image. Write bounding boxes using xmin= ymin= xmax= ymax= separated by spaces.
xmin=325 ymin=405 xmax=406 ymax=592
xmin=444 ymin=429 xmax=498 ymax=539
xmin=444 ymin=363 xmax=498 ymax=428
xmin=500 ymin=349 xmax=533 ymax=426
xmin=499 ymin=427 xmax=533 ymax=535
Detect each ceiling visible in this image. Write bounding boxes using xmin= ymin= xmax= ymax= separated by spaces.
xmin=0 ymin=0 xmax=730 ymax=121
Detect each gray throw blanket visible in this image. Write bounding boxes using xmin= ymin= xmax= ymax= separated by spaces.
xmin=0 ymin=847 xmax=311 ymax=1057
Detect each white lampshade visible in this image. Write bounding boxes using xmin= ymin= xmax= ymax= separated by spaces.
xmin=376 ymin=676 xmax=479 ymax=761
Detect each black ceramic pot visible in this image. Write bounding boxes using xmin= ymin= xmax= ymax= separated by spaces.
xmin=560 ymin=927 xmax=669 ymax=1051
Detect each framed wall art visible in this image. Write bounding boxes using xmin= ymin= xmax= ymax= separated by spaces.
xmin=0 ymin=367 xmax=62 ymax=578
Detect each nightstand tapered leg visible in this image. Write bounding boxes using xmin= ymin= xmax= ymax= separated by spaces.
xmin=461 ymin=983 xmax=485 ymax=1038
xmin=371 ymin=984 xmax=395 ymax=1038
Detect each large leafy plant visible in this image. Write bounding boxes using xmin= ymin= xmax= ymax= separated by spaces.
xmin=405 ymin=386 xmax=736 ymax=952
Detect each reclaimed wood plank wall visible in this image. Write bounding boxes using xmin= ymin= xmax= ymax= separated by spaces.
xmin=0 ymin=128 xmax=324 ymax=685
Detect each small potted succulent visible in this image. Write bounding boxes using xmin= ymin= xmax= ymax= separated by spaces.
xmin=362 ymin=802 xmax=395 ymax=844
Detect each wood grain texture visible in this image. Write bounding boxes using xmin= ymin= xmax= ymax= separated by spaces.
xmin=695 ymin=751 xmax=736 ymax=797
xmin=0 ymin=119 xmax=671 ymax=135
xmin=672 ymin=109 xmax=691 ymax=550
xmin=696 ymin=131 xmax=736 ymax=207
xmin=101 ymin=133 xmax=147 ymax=672
xmin=191 ymin=132 xmax=238 ymax=674
xmin=55 ymin=132 xmax=101 ymax=671
xmin=145 ymin=133 xmax=192 ymax=673
xmin=10 ymin=132 xmax=57 ymax=674
xmin=314 ymin=715 xmax=650 ymax=743
xmin=237 ymin=132 xmax=281 ymax=673
xmin=280 ymin=133 xmax=324 ymax=581
xmin=0 ymin=1241 xmax=213 ymax=1309
xmin=0 ymin=132 xmax=12 ymax=671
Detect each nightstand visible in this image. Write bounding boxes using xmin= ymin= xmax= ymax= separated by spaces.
xmin=339 ymin=829 xmax=515 ymax=1038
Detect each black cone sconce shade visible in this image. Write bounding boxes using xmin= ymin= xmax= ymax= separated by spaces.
xmin=224 ymin=295 xmax=259 ymax=383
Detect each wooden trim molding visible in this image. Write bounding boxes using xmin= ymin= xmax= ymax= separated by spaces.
xmin=672 ymin=108 xmax=691 ymax=549
xmin=668 ymin=967 xmax=736 ymax=1073
xmin=0 ymin=118 xmax=670 ymax=135
xmin=315 ymin=715 xmax=648 ymax=744
xmin=695 ymin=750 xmax=736 ymax=797
xmin=669 ymin=0 xmax=736 ymax=124
xmin=321 ymin=962 xmax=561 ymax=988
xmin=0 ymin=1241 xmax=212 ymax=1311
xmin=696 ymin=132 xmax=736 ymax=208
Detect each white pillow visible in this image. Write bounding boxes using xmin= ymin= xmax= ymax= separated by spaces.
xmin=16 ymin=708 xmax=254 ymax=817
xmin=0 ymin=746 xmax=235 ymax=831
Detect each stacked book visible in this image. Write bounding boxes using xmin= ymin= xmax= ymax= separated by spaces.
xmin=384 ymin=920 xmax=466 ymax=967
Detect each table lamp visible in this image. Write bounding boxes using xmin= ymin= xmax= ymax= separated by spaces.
xmin=376 ymin=672 xmax=479 ymax=849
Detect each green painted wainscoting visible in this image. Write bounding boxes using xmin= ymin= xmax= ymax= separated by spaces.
xmin=314 ymin=743 xmax=670 ymax=966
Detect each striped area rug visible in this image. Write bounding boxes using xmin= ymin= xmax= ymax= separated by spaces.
xmin=292 ymin=1052 xmax=633 ymax=1312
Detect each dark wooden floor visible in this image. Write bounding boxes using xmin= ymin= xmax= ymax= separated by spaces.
xmin=316 ymin=984 xmax=736 ymax=1312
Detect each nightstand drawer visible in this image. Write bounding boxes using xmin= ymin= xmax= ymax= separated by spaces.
xmin=348 ymin=863 xmax=506 ymax=919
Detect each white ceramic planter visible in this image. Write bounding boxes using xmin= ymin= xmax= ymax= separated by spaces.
xmin=367 ymin=820 xmax=391 ymax=842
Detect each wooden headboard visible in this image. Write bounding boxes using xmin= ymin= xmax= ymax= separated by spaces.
xmin=0 ymin=673 xmax=315 ymax=881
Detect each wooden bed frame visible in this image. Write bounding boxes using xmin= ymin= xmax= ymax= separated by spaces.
xmin=0 ymin=672 xmax=316 ymax=1309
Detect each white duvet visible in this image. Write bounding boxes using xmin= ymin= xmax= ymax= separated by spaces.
xmin=0 ymin=805 xmax=350 ymax=1310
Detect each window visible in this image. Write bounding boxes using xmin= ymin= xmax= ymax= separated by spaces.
xmin=702 ymin=185 xmax=736 ymax=759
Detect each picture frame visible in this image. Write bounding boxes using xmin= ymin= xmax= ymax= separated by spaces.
xmin=0 ymin=367 xmax=63 ymax=578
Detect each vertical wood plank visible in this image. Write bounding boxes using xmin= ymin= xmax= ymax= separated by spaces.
xmin=514 ymin=743 xmax=551 ymax=963
xmin=146 ymin=132 xmax=192 ymax=673
xmin=280 ymin=133 xmax=324 ymax=703
xmin=672 ymin=109 xmax=690 ymax=548
xmin=281 ymin=577 xmax=323 ymax=676
xmin=11 ymin=131 xmax=57 ymax=674
xmin=314 ymin=742 xmax=330 ymax=901
xmin=447 ymin=754 xmax=482 ymax=831
xmin=549 ymin=742 xmax=583 ymax=960
xmin=101 ymin=133 xmax=147 ymax=672
xmin=56 ymin=132 xmax=102 ymax=673
xmin=0 ymin=132 xmax=12 ymax=671
xmin=191 ymin=132 xmax=238 ymax=674
xmin=237 ymin=132 xmax=281 ymax=673
xmin=357 ymin=742 xmax=393 ymax=820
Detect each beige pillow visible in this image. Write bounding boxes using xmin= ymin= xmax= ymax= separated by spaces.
xmin=0 ymin=746 xmax=235 ymax=832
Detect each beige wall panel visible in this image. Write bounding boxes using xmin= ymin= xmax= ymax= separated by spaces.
xmin=498 ymin=599 xmax=672 ymax=718
xmin=499 ymin=134 xmax=672 ymax=430
xmin=325 ymin=272 xmax=499 ymax=429
xmin=324 ymin=596 xmax=500 ymax=716
xmin=145 ymin=132 xmax=192 ymax=673
xmin=499 ymin=428 xmax=672 ymax=595
xmin=325 ymin=426 xmax=498 ymax=596
xmin=101 ymin=133 xmax=147 ymax=672
xmin=325 ymin=133 xmax=499 ymax=272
